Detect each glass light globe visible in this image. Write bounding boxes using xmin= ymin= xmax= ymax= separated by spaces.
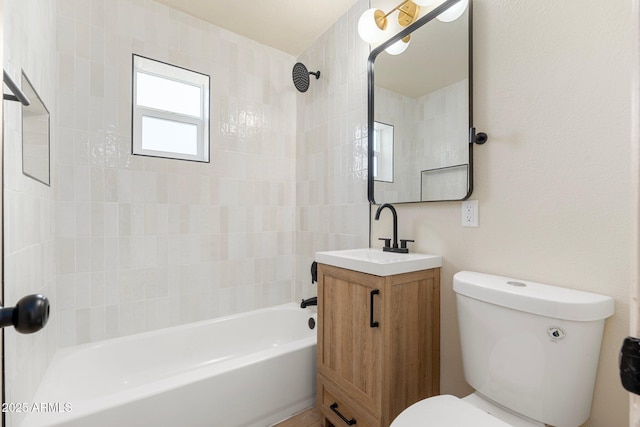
xmin=358 ymin=8 xmax=387 ymax=44
xmin=385 ymin=38 xmax=410 ymax=55
xmin=437 ymin=0 xmax=468 ymax=22
xmin=412 ymin=0 xmax=439 ymax=6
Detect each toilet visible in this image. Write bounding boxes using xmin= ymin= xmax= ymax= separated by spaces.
xmin=391 ymin=271 xmax=614 ymax=427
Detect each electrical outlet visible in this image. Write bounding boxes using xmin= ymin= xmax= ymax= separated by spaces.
xmin=461 ymin=200 xmax=478 ymax=227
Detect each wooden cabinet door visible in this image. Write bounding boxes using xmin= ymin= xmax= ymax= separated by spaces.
xmin=383 ymin=270 xmax=440 ymax=423
xmin=318 ymin=265 xmax=383 ymax=413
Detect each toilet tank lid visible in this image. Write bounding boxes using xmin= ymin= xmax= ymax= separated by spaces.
xmin=453 ymin=271 xmax=614 ymax=321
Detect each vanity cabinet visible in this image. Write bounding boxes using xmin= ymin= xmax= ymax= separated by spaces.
xmin=316 ymin=263 xmax=440 ymax=427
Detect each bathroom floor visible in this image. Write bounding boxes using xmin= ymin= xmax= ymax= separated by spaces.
xmin=271 ymin=407 xmax=322 ymax=427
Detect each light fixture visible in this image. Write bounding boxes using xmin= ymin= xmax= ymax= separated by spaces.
xmin=412 ymin=0 xmax=439 ymax=5
xmin=357 ymin=0 xmax=421 ymax=44
xmin=385 ymin=36 xmax=411 ymax=55
xmin=358 ymin=0 xmax=469 ymax=54
xmin=436 ymin=0 xmax=469 ymax=22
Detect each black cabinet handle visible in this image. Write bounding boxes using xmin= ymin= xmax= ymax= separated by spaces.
xmin=330 ymin=402 xmax=357 ymax=425
xmin=370 ymin=289 xmax=380 ymax=328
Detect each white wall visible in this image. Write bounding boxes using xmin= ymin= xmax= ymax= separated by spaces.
xmin=4 ymin=0 xmax=300 ymax=422
xmin=52 ymin=0 xmax=297 ymax=346
xmin=372 ymin=1 xmax=632 ymax=426
xmin=3 ymin=1 xmax=58 ymax=424
xmin=294 ymin=0 xmax=370 ymax=301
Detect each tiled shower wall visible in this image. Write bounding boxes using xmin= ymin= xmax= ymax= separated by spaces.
xmin=54 ymin=0 xmax=298 ymax=346
xmin=4 ymin=0 xmax=372 ymax=420
xmin=294 ymin=0 xmax=370 ymax=300
xmin=4 ymin=0 xmax=58 ymax=423
xmin=373 ymin=85 xmax=418 ymax=202
xmin=374 ymin=79 xmax=468 ymax=201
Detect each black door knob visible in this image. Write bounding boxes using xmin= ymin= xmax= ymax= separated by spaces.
xmin=621 ymin=336 xmax=640 ymax=395
xmin=0 ymin=294 xmax=50 ymax=334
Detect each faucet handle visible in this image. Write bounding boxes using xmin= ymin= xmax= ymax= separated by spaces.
xmin=400 ymin=239 xmax=414 ymax=249
xmin=378 ymin=237 xmax=392 ymax=248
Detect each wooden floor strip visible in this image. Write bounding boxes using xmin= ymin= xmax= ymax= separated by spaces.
xmin=271 ymin=406 xmax=322 ymax=427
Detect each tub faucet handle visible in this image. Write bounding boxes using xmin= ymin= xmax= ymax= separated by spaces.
xmin=311 ymin=261 xmax=317 ymax=284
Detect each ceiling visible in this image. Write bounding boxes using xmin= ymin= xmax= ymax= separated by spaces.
xmin=153 ymin=0 xmax=361 ymax=56
xmin=153 ymin=0 xmax=468 ymax=98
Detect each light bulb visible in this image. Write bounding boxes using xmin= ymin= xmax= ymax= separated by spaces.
xmin=437 ymin=0 xmax=468 ymax=22
xmin=385 ymin=38 xmax=410 ymax=55
xmin=358 ymin=8 xmax=387 ymax=44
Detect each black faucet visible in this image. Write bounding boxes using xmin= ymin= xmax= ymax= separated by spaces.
xmin=374 ymin=203 xmax=414 ymax=254
xmin=300 ymin=296 xmax=317 ymax=308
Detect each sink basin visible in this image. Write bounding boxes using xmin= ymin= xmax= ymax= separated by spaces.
xmin=315 ymin=248 xmax=442 ymax=276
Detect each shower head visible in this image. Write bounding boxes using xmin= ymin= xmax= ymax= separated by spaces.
xmin=292 ymin=62 xmax=320 ymax=93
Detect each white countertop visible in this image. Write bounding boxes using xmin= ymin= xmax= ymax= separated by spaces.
xmin=315 ymin=248 xmax=442 ymax=276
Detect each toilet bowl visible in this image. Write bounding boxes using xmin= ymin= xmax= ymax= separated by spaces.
xmin=391 ymin=395 xmax=508 ymax=427
xmin=391 ymin=393 xmax=542 ymax=427
xmin=391 ymin=271 xmax=614 ymax=427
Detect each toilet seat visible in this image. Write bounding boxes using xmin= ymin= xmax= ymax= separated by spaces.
xmin=390 ymin=395 xmax=512 ymax=427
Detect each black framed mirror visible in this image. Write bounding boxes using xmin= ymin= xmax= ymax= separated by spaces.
xmin=368 ymin=0 xmax=475 ymax=204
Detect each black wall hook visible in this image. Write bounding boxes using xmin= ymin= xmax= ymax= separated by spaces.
xmin=470 ymin=127 xmax=488 ymax=145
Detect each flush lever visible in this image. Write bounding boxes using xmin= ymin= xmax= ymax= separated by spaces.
xmin=0 ymin=294 xmax=50 ymax=334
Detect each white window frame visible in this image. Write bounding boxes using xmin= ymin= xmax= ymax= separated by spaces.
xmin=132 ymin=54 xmax=210 ymax=162
xmin=373 ymin=121 xmax=394 ymax=183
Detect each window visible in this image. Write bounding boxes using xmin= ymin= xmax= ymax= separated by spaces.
xmin=132 ymin=55 xmax=210 ymax=162
xmin=373 ymin=121 xmax=394 ymax=182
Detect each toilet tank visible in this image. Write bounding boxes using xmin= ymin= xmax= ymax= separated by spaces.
xmin=453 ymin=271 xmax=614 ymax=427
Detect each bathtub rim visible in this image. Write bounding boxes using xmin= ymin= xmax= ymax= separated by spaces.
xmin=59 ymin=302 xmax=317 ymax=357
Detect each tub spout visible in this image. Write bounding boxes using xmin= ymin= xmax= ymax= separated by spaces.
xmin=300 ymin=297 xmax=317 ymax=308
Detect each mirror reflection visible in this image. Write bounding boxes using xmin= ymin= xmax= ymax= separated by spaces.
xmin=373 ymin=121 xmax=394 ymax=183
xmin=21 ymin=71 xmax=50 ymax=186
xmin=369 ymin=3 xmax=470 ymax=203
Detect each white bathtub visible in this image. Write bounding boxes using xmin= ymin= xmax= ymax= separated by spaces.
xmin=22 ymin=303 xmax=317 ymax=427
